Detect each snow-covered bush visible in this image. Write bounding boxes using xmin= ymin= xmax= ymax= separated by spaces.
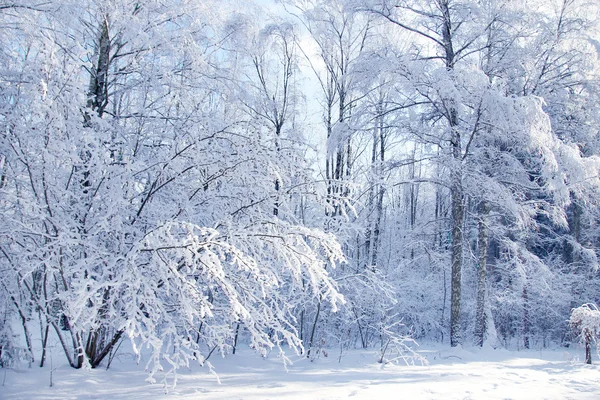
xmin=569 ymin=304 xmax=600 ymax=364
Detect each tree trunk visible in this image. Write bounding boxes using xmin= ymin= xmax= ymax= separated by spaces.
xmin=475 ymin=202 xmax=490 ymax=347
xmin=523 ymin=284 xmax=530 ymax=349
xmin=585 ymin=330 xmax=592 ymax=364
xmin=86 ymin=16 xmax=111 ymax=119
xmin=232 ymin=323 xmax=241 ymax=355
xmin=39 ymin=324 xmax=49 ymax=367
xmin=366 ymin=100 xmax=386 ymax=269
xmin=307 ymin=297 xmax=322 ymax=358
xmin=450 ymin=171 xmax=463 ymax=347
xmin=90 ymin=330 xmax=123 ymax=369
xmin=439 ymin=0 xmax=463 ymax=348
xmin=449 ymin=117 xmax=463 ymax=348
xmin=372 ymin=106 xmax=386 ymax=268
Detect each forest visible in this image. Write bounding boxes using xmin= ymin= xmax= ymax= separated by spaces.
xmin=1 ymin=0 xmax=600 ymax=386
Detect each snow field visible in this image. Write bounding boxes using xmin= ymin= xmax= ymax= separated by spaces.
xmin=2 ymin=344 xmax=599 ymax=399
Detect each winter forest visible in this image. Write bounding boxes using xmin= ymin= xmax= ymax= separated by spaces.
xmin=2 ymin=0 xmax=600 ymax=397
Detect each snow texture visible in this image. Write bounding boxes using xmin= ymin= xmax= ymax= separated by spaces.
xmin=2 ymin=344 xmax=600 ymax=399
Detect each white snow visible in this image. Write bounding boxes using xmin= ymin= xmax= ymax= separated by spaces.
xmin=2 ymin=343 xmax=600 ymax=399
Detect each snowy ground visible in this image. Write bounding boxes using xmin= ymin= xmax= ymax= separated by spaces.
xmin=2 ymin=343 xmax=600 ymax=399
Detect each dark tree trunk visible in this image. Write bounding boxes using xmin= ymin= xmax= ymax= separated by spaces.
xmin=585 ymin=331 xmax=592 ymax=364
xmin=475 ymin=202 xmax=490 ymax=347
xmin=523 ymin=284 xmax=530 ymax=349
xmin=40 ymin=324 xmax=49 ymax=367
xmin=439 ymin=0 xmax=463 ymax=348
xmin=86 ymin=16 xmax=111 ymax=119
xmin=449 ymin=113 xmax=463 ymax=348
xmin=450 ymin=172 xmax=463 ymax=347
xmin=232 ymin=323 xmax=241 ymax=355
xmin=307 ymin=297 xmax=322 ymax=359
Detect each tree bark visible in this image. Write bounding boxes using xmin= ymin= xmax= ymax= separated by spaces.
xmin=523 ymin=284 xmax=530 ymax=349
xmin=439 ymin=0 xmax=463 ymax=348
xmin=86 ymin=16 xmax=111 ymax=119
xmin=450 ymin=165 xmax=463 ymax=347
xmin=585 ymin=331 xmax=592 ymax=364
xmin=307 ymin=296 xmax=322 ymax=359
xmin=475 ymin=202 xmax=490 ymax=347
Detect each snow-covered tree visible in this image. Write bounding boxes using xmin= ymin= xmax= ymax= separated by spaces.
xmin=570 ymin=304 xmax=600 ymax=364
xmin=0 ymin=0 xmax=345 ymax=381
